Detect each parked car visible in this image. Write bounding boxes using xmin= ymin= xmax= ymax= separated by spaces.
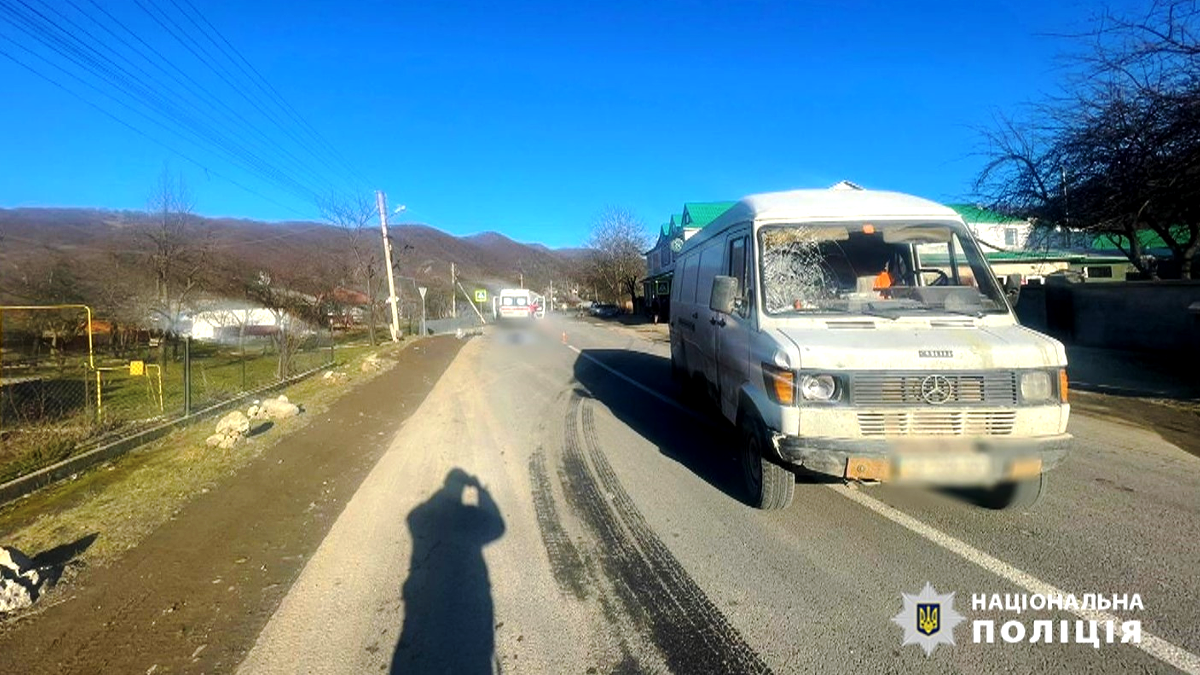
xmin=590 ymin=304 xmax=621 ymax=318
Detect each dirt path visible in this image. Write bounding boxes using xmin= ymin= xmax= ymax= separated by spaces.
xmin=0 ymin=336 xmax=466 ymax=674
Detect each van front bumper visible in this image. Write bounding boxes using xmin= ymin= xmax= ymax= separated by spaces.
xmin=773 ymin=434 xmax=1071 ymax=486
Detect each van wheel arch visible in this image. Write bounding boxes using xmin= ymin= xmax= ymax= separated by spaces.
xmin=736 ymin=397 xmax=795 ymax=510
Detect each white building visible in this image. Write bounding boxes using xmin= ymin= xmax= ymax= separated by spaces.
xmin=188 ymin=305 xmax=289 ymax=341
xmin=948 ymin=203 xmax=1032 ymax=251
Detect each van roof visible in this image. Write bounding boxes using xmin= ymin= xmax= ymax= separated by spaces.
xmin=681 ymin=187 xmax=962 ymax=252
xmin=732 ymin=188 xmax=957 ymax=223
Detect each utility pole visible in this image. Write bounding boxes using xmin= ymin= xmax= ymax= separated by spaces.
xmin=451 ymin=262 xmax=456 ymax=318
xmin=376 ymin=190 xmax=401 ymax=342
xmin=549 ymin=279 xmax=554 ymax=312
xmin=519 ymin=272 xmax=524 ymax=289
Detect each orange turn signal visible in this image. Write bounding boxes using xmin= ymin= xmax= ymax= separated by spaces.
xmin=1059 ymin=369 xmax=1069 ymax=403
xmin=762 ymin=364 xmax=796 ymax=406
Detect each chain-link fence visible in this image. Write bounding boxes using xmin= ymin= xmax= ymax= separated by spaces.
xmin=0 ymin=306 xmax=97 ymax=483
xmin=1 ymin=305 xmax=336 ymax=485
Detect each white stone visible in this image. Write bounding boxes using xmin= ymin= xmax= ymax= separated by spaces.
xmin=0 ymin=575 xmax=36 ymax=613
xmin=0 ymin=547 xmax=44 ymax=613
xmin=205 ymin=434 xmax=224 ymax=447
xmin=262 ymin=396 xmax=300 ymax=420
xmin=217 ymin=435 xmax=239 ymax=450
xmin=0 ymin=546 xmax=33 ymax=575
xmin=360 ymin=354 xmax=383 ymax=373
xmin=216 ymin=411 xmax=250 ymax=437
xmin=277 ymin=395 xmax=289 ymax=404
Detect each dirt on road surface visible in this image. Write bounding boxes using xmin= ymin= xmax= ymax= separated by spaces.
xmin=0 ymin=335 xmax=465 ymax=675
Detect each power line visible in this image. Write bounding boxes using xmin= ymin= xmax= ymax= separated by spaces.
xmin=34 ymin=0 xmax=347 ymax=197
xmin=0 ymin=38 xmax=315 ymax=220
xmin=164 ymin=0 xmax=368 ymax=191
xmin=0 ymin=0 xmax=327 ymax=205
xmin=130 ymin=0 xmax=362 ymax=194
xmin=175 ymin=0 xmax=375 ymax=189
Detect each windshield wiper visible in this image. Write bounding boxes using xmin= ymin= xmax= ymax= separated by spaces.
xmin=793 ymin=305 xmax=902 ymax=321
xmin=901 ymin=305 xmax=987 ymax=319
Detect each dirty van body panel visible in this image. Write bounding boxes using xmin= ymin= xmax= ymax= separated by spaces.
xmin=669 ymin=253 xmax=697 ymax=374
xmin=670 ymin=241 xmax=724 ymax=393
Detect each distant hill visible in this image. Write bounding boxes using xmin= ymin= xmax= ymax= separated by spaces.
xmin=0 ymin=207 xmax=591 ymax=316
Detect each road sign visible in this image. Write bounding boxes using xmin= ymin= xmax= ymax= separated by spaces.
xmin=474 ymin=289 xmax=487 ymax=302
xmin=418 ymin=286 xmax=427 ymax=299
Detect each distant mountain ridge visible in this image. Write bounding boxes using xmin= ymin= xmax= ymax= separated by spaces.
xmin=0 ymin=207 xmax=589 ymax=300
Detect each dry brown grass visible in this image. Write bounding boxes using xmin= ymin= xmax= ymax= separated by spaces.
xmin=0 ymin=340 xmax=416 ymax=573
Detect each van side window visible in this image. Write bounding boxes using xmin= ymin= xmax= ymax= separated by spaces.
xmin=728 ymin=235 xmax=750 ymax=317
xmin=680 ymin=254 xmax=698 ymax=304
xmin=696 ymin=244 xmax=723 ymax=308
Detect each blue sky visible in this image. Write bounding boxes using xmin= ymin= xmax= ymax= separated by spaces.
xmin=0 ymin=0 xmax=1128 ymax=247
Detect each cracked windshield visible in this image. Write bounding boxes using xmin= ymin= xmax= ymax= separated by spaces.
xmin=1 ymin=0 xmax=1198 ymax=674
xmin=759 ymin=222 xmax=1009 ymax=316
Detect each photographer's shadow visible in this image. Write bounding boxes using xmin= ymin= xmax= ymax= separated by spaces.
xmin=392 ymin=469 xmax=506 ymax=674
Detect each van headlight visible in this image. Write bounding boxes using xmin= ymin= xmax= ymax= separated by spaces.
xmin=1020 ymin=371 xmax=1053 ymax=403
xmin=800 ymin=374 xmax=839 ymax=402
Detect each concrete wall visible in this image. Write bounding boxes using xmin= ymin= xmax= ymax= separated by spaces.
xmin=1015 ymin=281 xmax=1200 ymax=352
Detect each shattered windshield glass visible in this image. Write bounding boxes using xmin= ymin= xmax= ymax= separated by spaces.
xmin=758 ymin=221 xmax=1009 ymax=317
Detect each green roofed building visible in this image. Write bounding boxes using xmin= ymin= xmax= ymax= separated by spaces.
xmin=682 ymin=201 xmax=736 ymax=229
xmin=642 ymin=202 xmax=736 ymax=317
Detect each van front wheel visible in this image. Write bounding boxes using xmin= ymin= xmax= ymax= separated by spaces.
xmin=739 ymin=415 xmax=795 ymax=510
xmin=984 ymin=473 xmax=1047 ymax=511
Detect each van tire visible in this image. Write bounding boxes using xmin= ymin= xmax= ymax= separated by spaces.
xmin=739 ymin=414 xmax=795 ymax=510
xmin=985 ymin=473 xmax=1046 ymax=511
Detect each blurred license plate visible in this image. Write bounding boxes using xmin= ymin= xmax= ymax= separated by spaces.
xmin=895 ymin=454 xmax=991 ymax=482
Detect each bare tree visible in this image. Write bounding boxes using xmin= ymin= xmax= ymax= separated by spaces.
xmin=140 ymin=166 xmax=212 ymax=358
xmin=319 ymin=192 xmax=383 ymax=345
xmin=585 ymin=207 xmax=649 ymax=308
xmin=976 ymin=0 xmax=1200 ymax=278
xmin=242 ymin=268 xmax=326 ymax=380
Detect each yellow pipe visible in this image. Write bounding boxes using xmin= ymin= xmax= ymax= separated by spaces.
xmin=146 ymin=364 xmax=164 ymax=412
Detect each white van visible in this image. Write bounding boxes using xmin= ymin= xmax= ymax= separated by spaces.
xmin=495 ymin=288 xmax=535 ymax=321
xmin=669 ymin=187 xmax=1070 ymax=510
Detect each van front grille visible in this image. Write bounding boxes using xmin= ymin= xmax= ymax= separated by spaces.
xmin=857 ymin=410 xmax=1017 ymax=437
xmin=850 ymin=371 xmax=1018 ymax=406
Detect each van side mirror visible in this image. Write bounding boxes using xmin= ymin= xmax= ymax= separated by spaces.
xmin=710 ymin=275 xmax=739 ymax=314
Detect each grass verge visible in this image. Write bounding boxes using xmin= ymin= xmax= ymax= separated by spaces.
xmin=0 ymin=340 xmax=412 ymax=581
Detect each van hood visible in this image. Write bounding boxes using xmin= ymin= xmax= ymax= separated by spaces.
xmin=775 ymin=323 xmax=1066 ymax=371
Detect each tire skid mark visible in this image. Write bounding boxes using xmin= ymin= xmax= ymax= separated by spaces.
xmin=528 ymin=449 xmax=589 ymax=600
xmin=560 ymin=396 xmax=655 ymax=673
xmin=561 ymin=393 xmax=771 ymax=674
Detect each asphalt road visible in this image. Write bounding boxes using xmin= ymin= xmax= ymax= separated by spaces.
xmin=238 ymin=315 xmax=1200 ymax=674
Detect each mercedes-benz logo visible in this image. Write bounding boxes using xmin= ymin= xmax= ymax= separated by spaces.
xmin=920 ymin=375 xmax=953 ymax=405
